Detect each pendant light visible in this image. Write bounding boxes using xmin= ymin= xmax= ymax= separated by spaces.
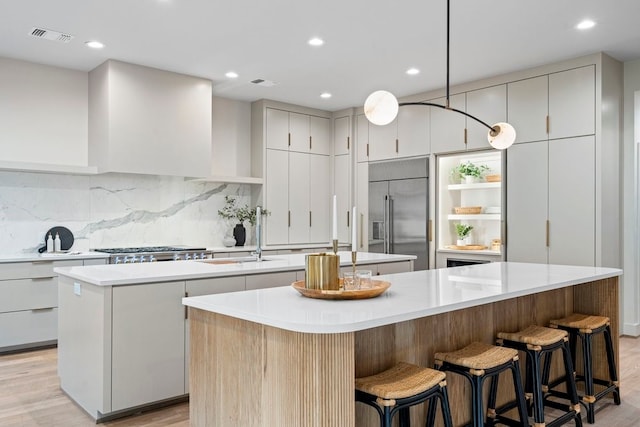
xmin=364 ymin=0 xmax=516 ymax=150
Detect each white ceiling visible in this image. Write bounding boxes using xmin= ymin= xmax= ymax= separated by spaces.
xmin=2 ymin=0 xmax=640 ymax=112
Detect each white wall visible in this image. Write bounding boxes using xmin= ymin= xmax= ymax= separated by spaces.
xmin=622 ymin=59 xmax=640 ymax=336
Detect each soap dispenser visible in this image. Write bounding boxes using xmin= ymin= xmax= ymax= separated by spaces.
xmin=46 ymin=233 xmax=54 ymax=253
xmin=54 ymin=233 xmax=61 ymax=252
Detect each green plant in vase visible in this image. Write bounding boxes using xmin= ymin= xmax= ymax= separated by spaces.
xmin=451 ymin=162 xmax=489 ymax=184
xmin=218 ymin=195 xmax=270 ymax=246
xmin=455 ymin=223 xmax=473 ymax=246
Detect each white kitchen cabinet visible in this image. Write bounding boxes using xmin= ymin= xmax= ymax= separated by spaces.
xmin=265 ymin=149 xmax=290 ymax=245
xmin=265 ymin=108 xmax=290 ymax=150
xmin=368 ymin=118 xmax=398 ymax=161
xmin=506 ymin=136 xmax=595 ymax=266
xmin=111 ymin=281 xmax=186 ymax=411
xmin=309 ymin=154 xmax=331 ymax=243
xmin=507 ymin=75 xmax=549 ymax=144
xmin=430 ymin=93 xmax=466 ymax=153
xmin=88 ymin=60 xmax=212 ymax=177
xmin=465 ymin=85 xmax=507 ymax=150
xmin=289 ymin=112 xmax=310 ymax=153
xmin=245 ymin=271 xmax=297 ymax=290
xmin=376 ymin=260 xmax=414 ymax=275
xmin=334 ymin=115 xmax=351 ymax=156
xmin=289 ymin=152 xmax=311 ymax=244
xmin=334 ymin=154 xmax=352 ymax=243
xmin=548 ymin=66 xmax=595 ymax=140
xmin=310 ymin=116 xmax=331 ymax=155
xmin=356 ymin=162 xmax=369 ymax=251
xmin=0 ymin=259 xmax=81 ymax=352
xmin=356 ymin=114 xmax=369 ymax=163
xmin=507 ymin=66 xmax=595 ymax=144
xmin=397 ymin=104 xmax=430 ymax=157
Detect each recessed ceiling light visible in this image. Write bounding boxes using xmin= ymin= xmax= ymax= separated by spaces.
xmin=320 ymin=92 xmax=332 ymax=99
xmin=308 ymin=37 xmax=324 ymax=47
xmin=576 ymin=19 xmax=596 ymax=30
xmin=85 ymin=40 xmax=104 ymax=49
xmin=406 ymin=67 xmax=420 ymax=75
xmin=225 ymin=71 xmax=239 ymax=79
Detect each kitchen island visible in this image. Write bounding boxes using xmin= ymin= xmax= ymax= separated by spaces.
xmin=54 ymin=251 xmax=414 ymax=421
xmin=183 ymin=262 xmax=621 ymax=426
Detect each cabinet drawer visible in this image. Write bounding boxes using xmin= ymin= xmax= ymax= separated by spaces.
xmin=245 ymin=271 xmax=297 ymax=290
xmin=0 ymin=308 xmax=57 ymax=349
xmin=186 ymin=276 xmax=245 ymax=296
xmin=0 ymin=277 xmax=57 ymax=312
xmin=376 ymin=261 xmax=413 ymax=275
xmin=0 ymin=259 xmax=82 ymax=280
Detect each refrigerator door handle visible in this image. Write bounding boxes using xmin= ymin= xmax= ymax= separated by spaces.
xmin=383 ymin=195 xmax=390 ymax=253
xmin=388 ymin=196 xmax=394 ymax=253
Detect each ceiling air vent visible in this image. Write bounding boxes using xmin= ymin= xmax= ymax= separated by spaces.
xmin=250 ymin=79 xmax=277 ymax=87
xmin=29 ymin=27 xmax=74 ymax=43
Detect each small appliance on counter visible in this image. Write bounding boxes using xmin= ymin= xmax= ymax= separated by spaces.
xmin=92 ymin=246 xmax=212 ymax=264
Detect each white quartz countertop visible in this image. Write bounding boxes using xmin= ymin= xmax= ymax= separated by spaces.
xmin=54 ymin=252 xmax=415 ymax=286
xmin=182 ymin=262 xmax=622 ymax=334
xmin=0 ymin=251 xmax=110 ymax=263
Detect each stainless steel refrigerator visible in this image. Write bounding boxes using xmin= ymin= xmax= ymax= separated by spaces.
xmin=368 ymin=157 xmax=428 ymax=270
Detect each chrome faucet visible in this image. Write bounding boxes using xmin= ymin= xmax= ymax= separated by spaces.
xmin=252 ymin=206 xmax=263 ymax=262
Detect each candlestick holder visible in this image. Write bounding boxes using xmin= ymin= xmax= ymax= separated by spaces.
xmin=332 ymin=239 xmax=338 ymax=255
xmin=351 ymin=250 xmax=357 ymax=278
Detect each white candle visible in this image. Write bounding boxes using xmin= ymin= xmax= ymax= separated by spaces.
xmin=352 ymin=206 xmax=357 ymax=252
xmin=332 ymin=195 xmax=337 ymax=240
xmin=256 ymin=206 xmax=261 ymax=241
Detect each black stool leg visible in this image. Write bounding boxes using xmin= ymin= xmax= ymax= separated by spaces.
xmin=470 ymin=374 xmax=485 ymax=427
xmin=511 ymin=358 xmax=530 ymax=425
xmin=439 ymin=386 xmax=454 ymax=427
xmin=383 ymin=406 xmax=392 ymax=427
xmin=580 ymin=331 xmax=596 ymax=423
xmin=603 ymin=325 xmax=621 ymax=405
xmin=486 ymin=374 xmax=499 ymax=426
xmin=560 ymin=339 xmax=583 ymax=427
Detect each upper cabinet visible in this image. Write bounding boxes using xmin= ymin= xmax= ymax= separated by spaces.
xmin=367 ymin=105 xmax=429 ymax=161
xmin=0 ymin=57 xmax=93 ymax=173
xmin=88 ymin=60 xmax=212 ymax=177
xmin=465 ymin=85 xmax=507 ymax=150
xmin=266 ymin=108 xmax=330 ymax=155
xmin=333 ymin=115 xmax=351 ymax=156
xmin=429 ymin=93 xmax=466 ymax=153
xmin=508 ymin=66 xmax=595 ymax=144
xmin=356 ymin=114 xmax=369 ymax=163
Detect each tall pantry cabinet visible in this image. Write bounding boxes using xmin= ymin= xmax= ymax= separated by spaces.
xmin=506 ymin=56 xmax=621 ymax=267
xmin=252 ymin=101 xmax=332 ymax=245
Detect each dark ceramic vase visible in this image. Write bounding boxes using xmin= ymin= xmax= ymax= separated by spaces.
xmin=233 ymin=224 xmax=246 ymax=246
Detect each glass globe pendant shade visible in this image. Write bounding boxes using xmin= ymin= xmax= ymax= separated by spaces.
xmin=364 ymin=90 xmax=399 ymax=126
xmin=488 ymin=122 xmax=516 ymax=150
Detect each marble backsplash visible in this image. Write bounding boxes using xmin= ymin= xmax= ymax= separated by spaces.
xmin=0 ymin=171 xmax=252 ymax=256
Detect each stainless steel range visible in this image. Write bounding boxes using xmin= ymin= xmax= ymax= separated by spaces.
xmin=92 ymin=246 xmax=212 ymax=264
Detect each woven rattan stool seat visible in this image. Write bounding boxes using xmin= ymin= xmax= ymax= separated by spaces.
xmin=550 ymin=313 xmax=610 ymax=333
xmin=434 ymin=342 xmax=518 ymax=370
xmin=497 ymin=325 xmax=567 ymax=347
xmin=355 ymin=362 xmax=446 ymax=400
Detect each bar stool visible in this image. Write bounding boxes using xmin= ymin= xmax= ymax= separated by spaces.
xmin=549 ymin=313 xmax=620 ymax=423
xmin=355 ymin=362 xmax=454 ymax=427
xmin=434 ymin=342 xmax=529 ymax=427
xmin=497 ymin=325 xmax=583 ymax=427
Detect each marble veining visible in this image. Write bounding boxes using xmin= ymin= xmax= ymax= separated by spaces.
xmin=0 ymin=171 xmax=252 ymax=255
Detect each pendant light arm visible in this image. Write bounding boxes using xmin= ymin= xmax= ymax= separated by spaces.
xmin=398 ymin=102 xmax=497 ymax=133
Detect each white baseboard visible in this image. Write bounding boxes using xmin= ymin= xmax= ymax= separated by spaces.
xmin=622 ymin=322 xmax=640 ymax=337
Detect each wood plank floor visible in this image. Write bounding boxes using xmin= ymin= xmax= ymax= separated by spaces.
xmin=1 ymin=337 xmax=640 ymax=426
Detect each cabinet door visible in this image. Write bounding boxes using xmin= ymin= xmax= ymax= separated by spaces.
xmin=397 ymin=105 xmax=430 ymax=157
xmin=334 ymin=154 xmax=351 ymax=242
xmin=368 ymin=119 xmax=397 ymax=161
xmin=548 ymin=136 xmax=595 ymax=266
xmin=245 ymin=271 xmax=297 ymax=290
xmin=356 ymin=162 xmax=369 ymax=251
xmin=333 ymin=116 xmax=351 ymax=156
xmin=289 ymin=112 xmax=310 ymax=153
xmin=507 ymin=75 xmax=548 ymax=144
xmin=356 ymin=114 xmax=369 ymax=163
xmin=310 ymin=116 xmax=331 ymax=155
xmin=289 ymin=152 xmax=310 ymax=243
xmin=466 ymin=85 xmax=506 ymax=150
xmin=430 ymin=93 xmax=466 ymax=153
xmin=265 ymin=149 xmax=289 ymax=244
xmin=309 ymin=154 xmax=331 ymax=243
xmin=549 ymin=66 xmax=595 ymax=140
xmin=111 ymin=281 xmax=185 ymax=411
xmin=506 ymin=141 xmax=548 ymax=263
xmin=266 ymin=108 xmax=290 ymax=150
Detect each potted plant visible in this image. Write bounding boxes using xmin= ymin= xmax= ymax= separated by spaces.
xmin=218 ymin=195 xmax=269 ymax=246
xmin=455 ymin=223 xmax=473 ymax=246
xmin=452 ymin=161 xmax=489 ymax=184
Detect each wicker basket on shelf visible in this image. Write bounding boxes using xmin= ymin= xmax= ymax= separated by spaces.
xmin=485 ymin=174 xmax=501 ymax=182
xmin=454 ymin=206 xmax=482 ymax=214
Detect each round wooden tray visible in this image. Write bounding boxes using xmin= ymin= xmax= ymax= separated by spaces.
xmin=445 ymin=245 xmax=488 ymax=250
xmin=291 ymin=279 xmax=391 ymax=300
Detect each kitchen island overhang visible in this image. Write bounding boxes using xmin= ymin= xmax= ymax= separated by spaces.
xmin=183 ymin=262 xmax=622 ymax=427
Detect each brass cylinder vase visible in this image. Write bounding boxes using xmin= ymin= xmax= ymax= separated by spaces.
xmin=305 ymin=253 xmax=339 ymax=290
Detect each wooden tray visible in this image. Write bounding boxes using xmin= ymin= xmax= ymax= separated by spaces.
xmin=445 ymin=245 xmax=488 ymax=250
xmin=454 ymin=206 xmax=482 ymax=214
xmin=291 ymin=280 xmax=391 ymax=300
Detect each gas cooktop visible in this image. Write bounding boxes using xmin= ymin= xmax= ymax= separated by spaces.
xmin=93 ymin=246 xmax=206 ymax=254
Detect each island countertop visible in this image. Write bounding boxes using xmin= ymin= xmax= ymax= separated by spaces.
xmin=53 ymin=251 xmax=415 ymax=286
xmin=182 ymin=262 xmax=622 ymax=334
